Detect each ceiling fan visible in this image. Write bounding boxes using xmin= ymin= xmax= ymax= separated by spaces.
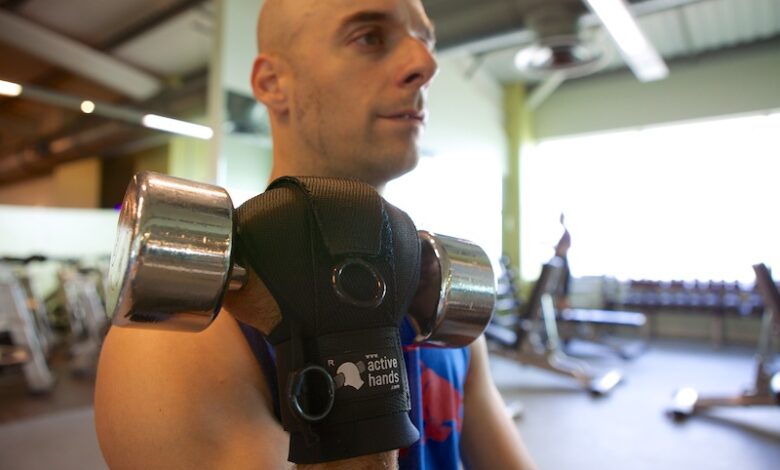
xmin=513 ymin=0 xmax=668 ymax=83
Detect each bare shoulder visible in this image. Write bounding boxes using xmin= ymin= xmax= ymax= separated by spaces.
xmin=94 ymin=311 xmax=291 ymax=469
xmin=461 ymin=336 xmax=538 ymax=470
xmin=466 ymin=336 xmax=490 ymax=383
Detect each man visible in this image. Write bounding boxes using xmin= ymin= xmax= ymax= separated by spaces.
xmin=95 ymin=0 xmax=536 ymax=468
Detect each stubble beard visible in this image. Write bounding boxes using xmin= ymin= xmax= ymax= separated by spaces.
xmin=292 ymin=85 xmax=420 ymax=187
xmin=293 ymin=84 xmax=332 ymax=174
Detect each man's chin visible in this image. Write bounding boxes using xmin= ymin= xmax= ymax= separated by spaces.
xmin=385 ymin=148 xmax=420 ymax=180
xmin=356 ymin=156 xmax=417 ymax=189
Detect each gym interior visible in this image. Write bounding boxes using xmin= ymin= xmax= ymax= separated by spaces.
xmin=1 ymin=0 xmax=778 ymax=469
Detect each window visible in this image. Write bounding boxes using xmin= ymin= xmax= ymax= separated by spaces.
xmin=385 ymin=152 xmax=503 ymax=265
xmin=521 ymin=111 xmax=780 ymax=283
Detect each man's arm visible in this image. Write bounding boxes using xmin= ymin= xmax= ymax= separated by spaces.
xmin=95 ymin=271 xmax=399 ymax=470
xmin=94 ymin=309 xmax=292 ymax=469
xmin=460 ymin=336 xmax=538 ymax=470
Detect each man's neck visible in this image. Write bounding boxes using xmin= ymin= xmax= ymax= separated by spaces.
xmin=267 ymin=129 xmax=388 ymax=194
xmin=268 ymin=160 xmax=387 ymax=195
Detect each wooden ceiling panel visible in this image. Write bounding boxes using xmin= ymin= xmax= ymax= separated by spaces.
xmin=0 ymin=41 xmax=54 ymax=82
xmin=0 ymin=101 xmax=76 ymax=145
xmin=48 ymin=74 xmax=126 ymax=104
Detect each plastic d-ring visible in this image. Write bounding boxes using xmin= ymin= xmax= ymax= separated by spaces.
xmin=331 ymin=258 xmax=386 ymax=308
xmin=288 ymin=365 xmax=336 ymax=422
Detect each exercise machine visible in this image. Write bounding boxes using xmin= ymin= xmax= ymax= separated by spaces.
xmin=670 ymin=263 xmax=780 ymax=418
xmin=58 ymin=262 xmax=109 ymax=376
xmin=486 ymin=256 xmax=622 ymax=395
xmin=0 ymin=266 xmax=56 ymax=393
xmin=0 ymin=256 xmax=56 ymax=355
xmin=557 ymin=306 xmax=649 ymax=360
xmin=551 ymin=220 xmax=648 ymax=359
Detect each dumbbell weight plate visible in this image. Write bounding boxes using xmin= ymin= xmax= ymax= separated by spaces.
xmin=107 ymin=171 xmax=236 ymax=332
xmin=408 ymin=231 xmax=496 ymax=347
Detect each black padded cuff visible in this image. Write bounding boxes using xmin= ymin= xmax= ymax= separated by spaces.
xmin=233 ymin=177 xmax=423 ymax=463
xmin=276 ymin=327 xmax=419 ymax=463
xmin=288 ymin=410 xmax=419 ymax=464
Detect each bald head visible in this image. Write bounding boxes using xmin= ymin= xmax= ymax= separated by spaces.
xmin=256 ymin=0 xmax=285 ymax=54
xmin=257 ymin=0 xmax=312 ymax=55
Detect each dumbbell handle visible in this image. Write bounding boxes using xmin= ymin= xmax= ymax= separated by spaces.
xmin=229 ymin=265 xmax=248 ymax=291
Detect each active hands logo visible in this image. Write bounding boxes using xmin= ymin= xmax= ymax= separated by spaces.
xmin=335 ymin=361 xmax=366 ymax=390
xmin=332 ymin=354 xmax=402 ymax=391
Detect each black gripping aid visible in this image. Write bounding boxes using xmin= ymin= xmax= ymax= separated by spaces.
xmin=234 ymin=177 xmax=421 ymax=464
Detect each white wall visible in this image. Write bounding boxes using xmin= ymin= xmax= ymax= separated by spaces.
xmin=209 ymin=0 xmax=269 ymax=197
xmin=219 ymin=135 xmax=272 ymax=205
xmin=421 ymin=55 xmax=505 ymax=159
xmin=0 ymin=205 xmax=118 ymax=259
xmin=220 ymin=0 xmax=263 ymax=95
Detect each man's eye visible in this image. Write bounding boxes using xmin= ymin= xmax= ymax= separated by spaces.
xmin=356 ymin=31 xmax=384 ymax=48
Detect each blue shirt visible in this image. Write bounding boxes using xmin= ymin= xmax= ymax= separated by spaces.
xmin=399 ymin=332 xmax=470 ymax=468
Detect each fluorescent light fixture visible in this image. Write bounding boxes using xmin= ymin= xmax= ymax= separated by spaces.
xmin=80 ymin=100 xmax=95 ymax=114
xmin=141 ymin=114 xmax=214 ymax=140
xmin=1 ymin=80 xmax=215 ymax=141
xmin=583 ymin=0 xmax=668 ymax=82
xmin=0 ymin=79 xmax=22 ymax=96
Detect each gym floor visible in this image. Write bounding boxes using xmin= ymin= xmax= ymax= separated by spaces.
xmin=0 ymin=338 xmax=778 ymax=469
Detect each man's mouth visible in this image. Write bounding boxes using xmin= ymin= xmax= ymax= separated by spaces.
xmin=381 ymin=111 xmax=426 ymax=123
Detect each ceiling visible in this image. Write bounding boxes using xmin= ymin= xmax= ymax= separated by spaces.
xmin=0 ymin=0 xmax=778 ymax=187
xmin=0 ymin=0 xmax=213 ymax=185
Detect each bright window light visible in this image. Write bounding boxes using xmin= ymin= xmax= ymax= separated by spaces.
xmin=584 ymin=0 xmax=668 ymax=82
xmin=141 ymin=114 xmax=213 ymax=140
xmin=521 ymin=111 xmax=780 ymax=283
xmin=385 ymin=152 xmax=503 ymax=265
xmin=0 ymin=79 xmax=22 ymax=97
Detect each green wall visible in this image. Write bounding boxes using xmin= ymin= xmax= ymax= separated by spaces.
xmin=533 ymin=40 xmax=780 ymax=139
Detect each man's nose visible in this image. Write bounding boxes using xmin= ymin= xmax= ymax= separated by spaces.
xmin=397 ymin=37 xmax=438 ymax=90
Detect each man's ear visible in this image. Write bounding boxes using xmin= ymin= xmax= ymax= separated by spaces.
xmin=251 ymin=54 xmax=288 ymax=112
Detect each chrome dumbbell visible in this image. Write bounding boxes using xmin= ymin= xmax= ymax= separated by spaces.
xmin=107 ymin=171 xmax=495 ymax=347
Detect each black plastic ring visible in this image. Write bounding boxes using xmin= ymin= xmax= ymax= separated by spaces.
xmin=331 ymin=258 xmax=387 ymax=308
xmin=288 ymin=365 xmax=336 ymax=422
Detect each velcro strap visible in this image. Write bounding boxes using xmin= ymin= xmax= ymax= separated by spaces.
xmin=277 ymin=327 xmax=410 ymax=432
xmin=268 ymin=177 xmax=383 ymax=256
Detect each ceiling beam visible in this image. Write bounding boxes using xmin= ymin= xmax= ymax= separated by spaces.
xmin=0 ymin=10 xmax=163 ymax=100
xmin=100 ymin=0 xmax=210 ymax=51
